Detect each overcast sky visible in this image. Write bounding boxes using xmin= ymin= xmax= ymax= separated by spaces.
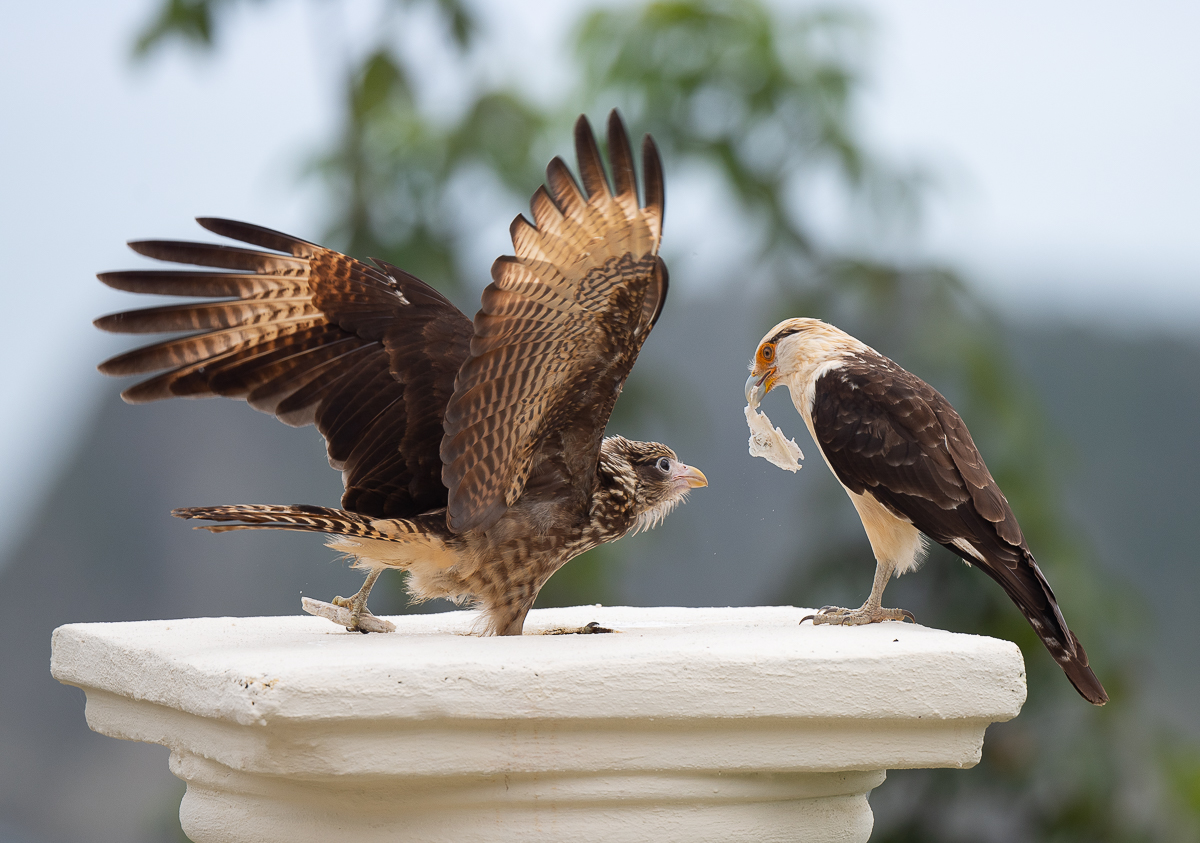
xmin=860 ymin=0 xmax=1200 ymax=326
xmin=1 ymin=0 xmax=1198 ymax=552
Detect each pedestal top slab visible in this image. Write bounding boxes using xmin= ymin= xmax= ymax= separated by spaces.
xmin=52 ymin=605 xmax=1025 ymax=727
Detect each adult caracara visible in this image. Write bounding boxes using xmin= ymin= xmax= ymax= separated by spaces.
xmin=94 ymin=111 xmax=706 ymax=636
xmin=745 ymin=317 xmax=1107 ymax=705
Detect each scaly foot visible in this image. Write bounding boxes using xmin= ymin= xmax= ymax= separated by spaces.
xmin=328 ymin=569 xmax=385 ymax=632
xmin=800 ymin=605 xmax=916 ymax=626
xmin=331 ymin=593 xmax=373 ymax=633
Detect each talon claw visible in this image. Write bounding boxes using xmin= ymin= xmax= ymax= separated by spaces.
xmin=901 ymin=610 xmax=916 ymax=623
xmin=800 ymin=614 xmax=816 ymax=624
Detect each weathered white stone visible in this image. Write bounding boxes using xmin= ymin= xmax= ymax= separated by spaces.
xmin=51 ymin=605 xmax=1026 ymax=843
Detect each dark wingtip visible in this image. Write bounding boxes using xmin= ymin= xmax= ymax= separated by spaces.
xmin=572 ymin=112 xmax=612 ymax=200
xmin=573 ymin=112 xmax=594 ymax=144
xmin=544 ymin=155 xmax=583 ymax=209
xmin=641 ymin=133 xmax=665 ymax=218
xmin=196 ymin=217 xmax=316 ymax=256
xmin=126 ymin=240 xmax=170 ymax=260
xmin=605 ymin=109 xmax=637 ymax=199
xmin=647 ymin=256 xmax=669 ymax=328
xmin=96 ymin=271 xmax=126 ymax=291
xmin=606 ymin=107 xmax=626 ymax=137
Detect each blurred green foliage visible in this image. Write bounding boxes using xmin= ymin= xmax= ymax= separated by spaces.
xmin=135 ymin=0 xmax=1199 ymax=839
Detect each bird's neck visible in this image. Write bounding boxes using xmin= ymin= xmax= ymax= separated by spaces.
xmin=585 ymin=452 xmax=640 ymax=541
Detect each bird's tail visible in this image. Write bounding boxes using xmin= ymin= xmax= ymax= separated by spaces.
xmin=980 ymin=549 xmax=1108 ymax=706
xmin=173 ymin=504 xmax=412 ymax=542
xmin=176 ymin=504 xmax=459 ymax=595
xmin=1057 ymin=630 xmax=1108 ymax=706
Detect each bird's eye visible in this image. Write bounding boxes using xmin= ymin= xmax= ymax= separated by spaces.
xmin=656 ymin=457 xmax=672 ymax=472
xmin=760 ymin=344 xmax=774 ymax=362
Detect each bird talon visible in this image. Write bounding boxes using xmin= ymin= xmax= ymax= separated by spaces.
xmin=799 ymin=614 xmax=816 ymax=625
xmin=901 ymin=609 xmax=916 ymax=623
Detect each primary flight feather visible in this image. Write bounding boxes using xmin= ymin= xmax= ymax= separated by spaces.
xmin=95 ymin=111 xmax=706 ymax=636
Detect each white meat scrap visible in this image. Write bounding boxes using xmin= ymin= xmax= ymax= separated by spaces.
xmin=745 ymin=404 xmax=804 ymax=472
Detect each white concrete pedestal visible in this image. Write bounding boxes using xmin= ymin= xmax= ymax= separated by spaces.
xmin=51 ymin=606 xmax=1025 ymax=843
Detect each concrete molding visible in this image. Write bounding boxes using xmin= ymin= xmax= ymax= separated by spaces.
xmin=52 ymin=605 xmax=1026 ymax=843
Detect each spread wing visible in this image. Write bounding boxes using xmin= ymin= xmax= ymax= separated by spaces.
xmin=440 ymin=111 xmax=668 ymax=533
xmin=95 ymin=219 xmax=472 ymax=519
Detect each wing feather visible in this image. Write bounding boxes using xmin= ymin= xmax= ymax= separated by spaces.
xmin=195 ymin=216 xmax=319 ymax=256
xmin=270 ymin=343 xmax=382 ymax=423
xmin=99 ymin=317 xmax=325 ymax=378
xmin=441 ymin=110 xmax=667 ymax=533
xmin=97 ymin=218 xmax=472 ymax=518
xmin=127 ymin=240 xmax=309 ymax=273
xmin=606 ymin=114 xmax=638 ymax=201
xmin=98 ymin=270 xmax=307 ymax=299
xmin=95 ymin=298 xmax=319 ymax=334
xmin=573 ymin=115 xmax=612 ymax=200
xmin=207 ymin=329 xmax=363 ymax=396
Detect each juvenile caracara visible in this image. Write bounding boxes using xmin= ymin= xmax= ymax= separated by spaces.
xmin=95 ymin=112 xmax=706 ymax=636
xmin=746 ymin=317 xmax=1106 ymax=705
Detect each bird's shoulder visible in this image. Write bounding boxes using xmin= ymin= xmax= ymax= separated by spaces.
xmin=809 ymin=351 xmax=970 ymax=509
xmin=811 ymin=351 xmax=949 ymax=459
xmin=812 ymin=349 xmax=1021 ymax=543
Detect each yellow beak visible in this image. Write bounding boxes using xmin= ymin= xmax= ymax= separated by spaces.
xmin=673 ymin=464 xmax=709 ymax=489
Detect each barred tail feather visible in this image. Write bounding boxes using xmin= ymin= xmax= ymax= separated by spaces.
xmin=173 ymin=504 xmax=402 ymax=541
xmin=175 ymin=504 xmax=460 ymax=597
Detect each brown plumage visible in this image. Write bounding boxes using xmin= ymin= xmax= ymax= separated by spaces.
xmin=96 ymin=111 xmax=706 ymax=635
xmin=746 ymin=317 xmax=1107 ymax=705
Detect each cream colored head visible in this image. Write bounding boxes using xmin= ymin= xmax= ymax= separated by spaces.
xmin=745 ymin=318 xmax=862 ymax=405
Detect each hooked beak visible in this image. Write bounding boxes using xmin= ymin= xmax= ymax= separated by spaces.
xmin=672 ymin=463 xmax=709 ymax=491
xmin=745 ymin=370 xmax=776 ymax=408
